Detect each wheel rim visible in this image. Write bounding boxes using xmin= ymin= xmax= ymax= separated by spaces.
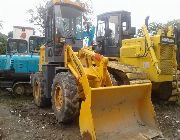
xmin=34 ymin=81 xmax=40 ymax=101
xmin=14 ymin=85 xmax=24 ymax=95
xmin=54 ymin=85 xmax=63 ymax=111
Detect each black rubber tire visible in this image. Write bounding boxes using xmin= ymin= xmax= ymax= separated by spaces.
xmin=32 ymin=72 xmax=50 ymax=107
xmin=24 ymin=84 xmax=33 ymax=96
xmin=12 ymin=83 xmax=25 ymax=96
xmin=51 ymin=72 xmax=79 ymax=123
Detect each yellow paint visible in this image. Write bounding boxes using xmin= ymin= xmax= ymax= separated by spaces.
xmin=63 ymin=45 xmax=161 ymax=139
xmin=37 ymin=3 xmax=162 ymax=139
xmin=52 ymin=0 xmax=85 ymax=11
xmin=120 ymin=25 xmax=177 ymax=83
xmin=80 ymin=84 xmax=162 ymax=140
xmin=39 ymin=45 xmax=46 ymax=72
xmin=54 ymin=86 xmax=63 ymax=111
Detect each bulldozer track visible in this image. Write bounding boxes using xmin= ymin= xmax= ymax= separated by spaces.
xmin=172 ymin=70 xmax=180 ymax=89
xmin=108 ymin=61 xmax=151 ymax=85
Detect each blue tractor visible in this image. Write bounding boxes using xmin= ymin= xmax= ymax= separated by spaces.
xmin=0 ymin=37 xmax=45 ymax=95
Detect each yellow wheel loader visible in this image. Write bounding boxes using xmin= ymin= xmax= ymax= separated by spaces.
xmin=31 ymin=1 xmax=162 ymax=139
xmin=96 ymin=11 xmax=178 ymax=100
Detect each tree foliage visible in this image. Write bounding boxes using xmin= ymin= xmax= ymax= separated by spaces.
xmin=137 ymin=19 xmax=180 ymax=37
xmin=166 ymin=19 xmax=180 ymax=29
xmin=8 ymin=31 xmax=13 ymax=38
xmin=148 ymin=22 xmax=164 ymax=35
xmin=27 ymin=1 xmax=47 ymax=35
xmin=0 ymin=33 xmax=7 ymax=54
xmin=80 ymin=0 xmax=94 ymax=23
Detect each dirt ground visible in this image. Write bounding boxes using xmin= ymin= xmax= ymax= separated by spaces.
xmin=0 ymin=90 xmax=180 ymax=140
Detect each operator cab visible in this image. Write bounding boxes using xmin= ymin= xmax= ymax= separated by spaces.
xmin=29 ymin=36 xmax=45 ymax=53
xmin=7 ymin=38 xmax=28 ymax=54
xmin=96 ymin=11 xmax=136 ymax=57
xmin=45 ymin=0 xmax=85 ymax=63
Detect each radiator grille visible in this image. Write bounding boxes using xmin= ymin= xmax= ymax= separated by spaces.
xmin=160 ymin=46 xmax=173 ymax=60
xmin=159 ymin=45 xmax=174 ymax=75
xmin=160 ymin=60 xmax=173 ymax=75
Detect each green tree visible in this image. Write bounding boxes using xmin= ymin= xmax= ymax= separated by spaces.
xmin=80 ymin=0 xmax=94 ymax=23
xmin=137 ymin=22 xmax=164 ymax=37
xmin=137 ymin=19 xmax=180 ymax=37
xmin=148 ymin=22 xmax=164 ymax=35
xmin=166 ymin=19 xmax=180 ymax=28
xmin=0 ymin=33 xmax=7 ymax=54
xmin=27 ymin=1 xmax=47 ymax=35
xmin=8 ymin=31 xmax=13 ymax=38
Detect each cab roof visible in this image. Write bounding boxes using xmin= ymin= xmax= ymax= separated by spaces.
xmin=47 ymin=0 xmax=86 ymax=12
xmin=97 ymin=11 xmax=131 ymax=20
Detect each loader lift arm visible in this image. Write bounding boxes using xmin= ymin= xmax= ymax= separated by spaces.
xmin=64 ymin=45 xmax=162 ymax=140
xmin=64 ymin=44 xmax=112 ymax=99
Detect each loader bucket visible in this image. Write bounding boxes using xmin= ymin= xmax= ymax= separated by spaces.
xmin=79 ymin=83 xmax=162 ymax=140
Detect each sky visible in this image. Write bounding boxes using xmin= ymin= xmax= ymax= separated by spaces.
xmin=0 ymin=0 xmax=43 ymax=35
xmin=0 ymin=0 xmax=180 ymax=35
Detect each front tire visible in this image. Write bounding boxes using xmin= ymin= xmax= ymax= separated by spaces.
xmin=33 ymin=72 xmax=49 ymax=107
xmin=51 ymin=72 xmax=79 ymax=123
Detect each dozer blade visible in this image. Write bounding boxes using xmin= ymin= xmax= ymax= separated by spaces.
xmin=80 ymin=83 xmax=162 ymax=140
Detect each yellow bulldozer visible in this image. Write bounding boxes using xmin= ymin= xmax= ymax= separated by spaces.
xmin=96 ymin=11 xmax=179 ymax=100
xmin=31 ymin=0 xmax=162 ymax=139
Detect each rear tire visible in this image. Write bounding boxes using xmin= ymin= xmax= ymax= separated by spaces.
xmin=51 ymin=72 xmax=79 ymax=123
xmin=33 ymin=72 xmax=50 ymax=107
xmin=12 ymin=83 xmax=25 ymax=96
